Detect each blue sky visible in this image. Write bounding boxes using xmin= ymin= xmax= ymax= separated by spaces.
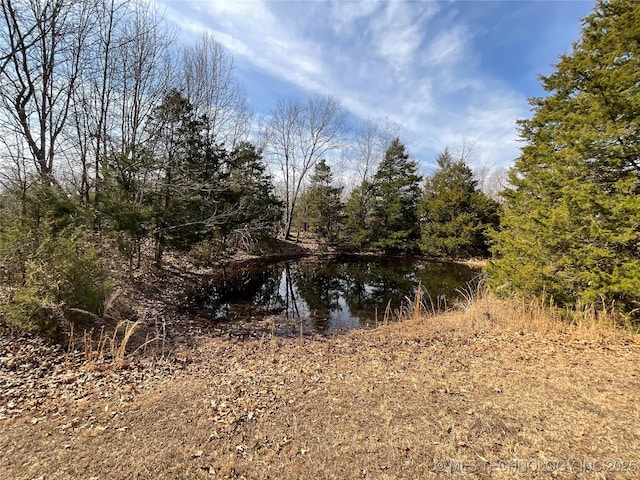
xmin=158 ymin=0 xmax=594 ymax=172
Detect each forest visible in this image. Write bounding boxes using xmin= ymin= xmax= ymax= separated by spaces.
xmin=0 ymin=0 xmax=638 ymax=342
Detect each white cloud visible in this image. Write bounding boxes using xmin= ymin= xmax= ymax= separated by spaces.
xmin=406 ymin=90 xmax=525 ymax=170
xmin=422 ymin=26 xmax=469 ymax=67
xmin=330 ymin=0 xmax=381 ymax=33
xmin=162 ymin=0 xmax=329 ymax=93
xmin=368 ymin=1 xmax=439 ymax=71
xmin=162 ymin=6 xmax=209 ymax=35
xmin=159 ymin=0 xmax=530 ymax=168
xmin=209 ymin=30 xmax=255 ymax=59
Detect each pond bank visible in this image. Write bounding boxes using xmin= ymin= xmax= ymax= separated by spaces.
xmin=2 ymin=299 xmax=638 ymax=479
xmin=194 ymin=234 xmax=489 ymax=274
xmin=0 ymin=239 xmax=489 ymax=408
xmin=122 ymin=237 xmax=489 ymax=345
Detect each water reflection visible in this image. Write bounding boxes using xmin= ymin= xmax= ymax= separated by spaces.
xmin=192 ymin=257 xmax=480 ymax=336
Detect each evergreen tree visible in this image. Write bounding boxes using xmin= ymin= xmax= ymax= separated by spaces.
xmin=489 ymin=0 xmax=640 ymax=317
xmin=100 ymin=161 xmax=153 ymax=270
xmin=222 ymin=142 xmax=283 ymax=244
xmin=146 ymin=90 xmax=227 ymax=260
xmin=369 ymin=138 xmax=422 ymax=252
xmin=304 ymin=159 xmax=343 ymax=241
xmin=102 ymin=92 xmax=283 ymax=263
xmin=343 ymin=180 xmax=376 ymax=249
xmin=0 ymin=185 xmax=112 ymax=339
xmin=419 ymin=149 xmax=499 ymax=257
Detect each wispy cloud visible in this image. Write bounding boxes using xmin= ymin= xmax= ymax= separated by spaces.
xmin=157 ymin=0 xmax=590 ymax=170
xmin=367 ymin=1 xmax=438 ymax=72
xmin=422 ymin=26 xmax=470 ymax=67
xmin=162 ymin=0 xmax=327 ymax=92
xmin=330 ymin=0 xmax=382 ymax=34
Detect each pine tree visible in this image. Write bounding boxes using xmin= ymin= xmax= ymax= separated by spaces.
xmin=489 ymin=0 xmax=640 ymax=316
xmin=343 ymin=180 xmax=375 ymax=249
xmin=222 ymin=142 xmax=283 ymax=244
xmin=419 ymin=149 xmax=499 ymax=257
xmin=146 ymin=90 xmax=226 ymax=260
xmin=304 ymin=159 xmax=343 ymax=241
xmin=369 ymin=138 xmax=422 ymax=252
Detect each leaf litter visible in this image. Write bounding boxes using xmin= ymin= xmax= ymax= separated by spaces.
xmin=1 ymin=305 xmax=639 ymax=479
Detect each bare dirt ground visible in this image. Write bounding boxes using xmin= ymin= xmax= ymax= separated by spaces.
xmin=1 ymin=296 xmax=639 ymax=479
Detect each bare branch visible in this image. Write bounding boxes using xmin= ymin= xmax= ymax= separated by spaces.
xmin=181 ymin=33 xmax=252 ymax=147
xmin=264 ymin=95 xmax=346 ymax=238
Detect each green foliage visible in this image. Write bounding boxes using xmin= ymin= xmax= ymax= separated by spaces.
xmin=146 ymin=90 xmax=227 ymax=259
xmin=0 ymin=187 xmax=112 ymax=338
xmin=369 ymin=138 xmax=422 ymax=252
xmin=100 ymin=159 xmax=154 ymax=269
xmin=291 ymin=188 xmax=311 ymax=233
xmin=188 ymin=239 xmax=229 ymax=267
xmin=222 ymin=142 xmax=284 ymax=245
xmin=419 ymin=149 xmax=500 ymax=257
xmin=25 ymin=183 xmax=92 ymax=233
xmin=343 ymin=181 xmax=376 ymax=249
xmin=302 ymin=159 xmax=343 ymax=241
xmin=102 ymin=92 xmax=282 ymax=263
xmin=489 ymin=0 xmax=640 ymax=317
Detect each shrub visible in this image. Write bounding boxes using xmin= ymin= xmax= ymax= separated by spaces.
xmin=0 ymin=187 xmax=112 ymax=339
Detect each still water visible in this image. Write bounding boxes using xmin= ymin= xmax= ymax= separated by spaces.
xmin=191 ymin=257 xmax=481 ymax=336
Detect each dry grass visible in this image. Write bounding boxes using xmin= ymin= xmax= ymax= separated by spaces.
xmin=447 ymin=283 xmax=631 ymax=340
xmin=1 ymin=292 xmax=639 ymax=479
xmin=83 ymin=320 xmax=140 ymax=364
xmin=67 ymin=289 xmax=166 ymax=367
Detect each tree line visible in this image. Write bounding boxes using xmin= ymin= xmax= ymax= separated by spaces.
xmin=1 ymin=0 xmax=637 ymax=337
xmin=0 ymin=0 xmax=498 ymax=338
xmin=295 ymin=138 xmax=499 ymax=256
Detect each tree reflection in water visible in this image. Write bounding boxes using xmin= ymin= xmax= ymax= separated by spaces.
xmin=193 ymin=257 xmax=480 ymax=336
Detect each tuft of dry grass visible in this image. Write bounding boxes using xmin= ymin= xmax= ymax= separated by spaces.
xmin=67 ymin=289 xmax=164 ymax=367
xmin=74 ymin=319 xmax=164 ymax=367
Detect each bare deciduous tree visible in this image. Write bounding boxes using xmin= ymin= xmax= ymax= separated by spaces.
xmin=474 ymin=161 xmax=509 ymax=199
xmin=344 ymin=116 xmax=401 ymax=187
xmin=452 ymin=137 xmax=477 ymax=166
xmin=0 ymin=129 xmax=32 ymax=214
xmin=450 ymin=138 xmax=509 ymax=199
xmin=68 ymin=0 xmax=174 ymax=213
xmin=0 ymin=0 xmax=90 ymax=184
xmin=0 ymin=1 xmax=42 ymax=77
xmin=265 ymin=95 xmax=346 ymax=239
xmin=182 ymin=33 xmax=251 ymax=147
xmin=69 ymin=0 xmax=127 ymax=204
xmin=116 ymin=2 xmax=175 ymax=161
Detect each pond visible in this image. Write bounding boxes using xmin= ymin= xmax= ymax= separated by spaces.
xmin=189 ymin=256 xmax=481 ymax=337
